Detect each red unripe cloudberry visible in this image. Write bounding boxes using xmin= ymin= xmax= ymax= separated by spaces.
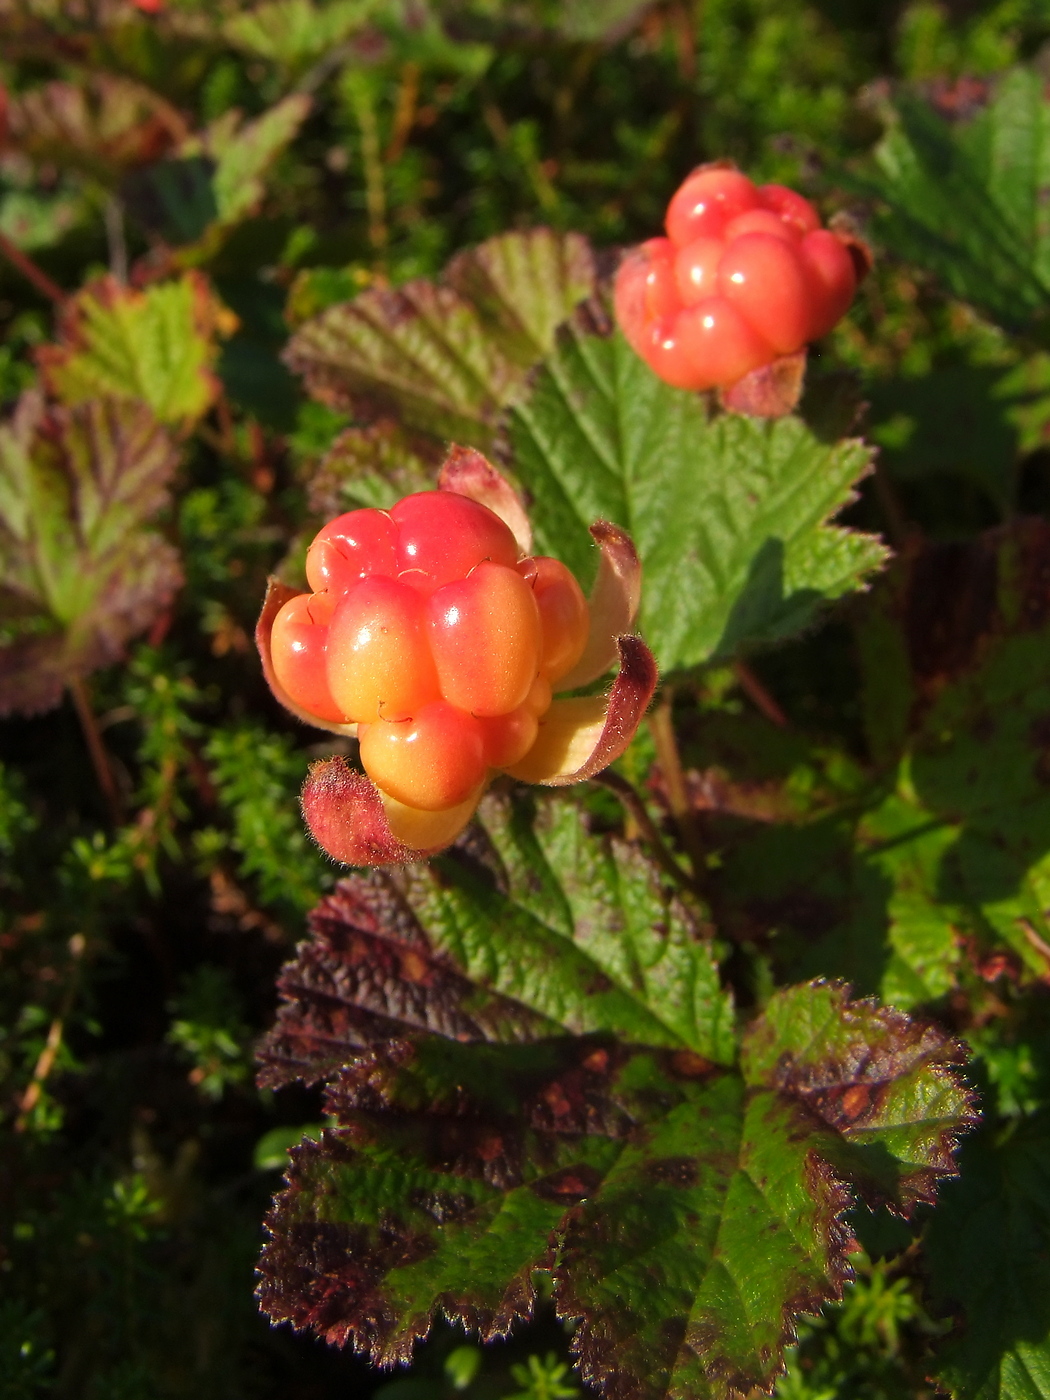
xmin=268 ymin=493 xmax=596 ymax=821
xmin=258 ymin=449 xmax=659 ymax=864
xmin=615 ymin=164 xmax=865 ymax=393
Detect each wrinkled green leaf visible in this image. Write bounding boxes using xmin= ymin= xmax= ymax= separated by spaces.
xmin=508 ymin=314 xmax=888 ymax=673
xmin=258 ymin=789 xmax=735 ymax=1087
xmin=863 ymin=68 xmax=1050 ymax=335
xmin=37 ymin=272 xmax=235 ymax=427
xmin=285 ymin=229 xmax=596 ymax=448
xmin=306 ymin=420 xmax=434 ymax=517
xmin=0 ymin=392 xmax=180 ymax=716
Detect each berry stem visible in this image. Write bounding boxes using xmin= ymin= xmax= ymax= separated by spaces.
xmin=647 ymin=690 xmax=704 ymax=876
xmin=0 ymin=229 xmax=65 ymax=304
xmin=732 ymin=660 xmax=789 ymax=728
xmin=69 ymin=675 xmax=124 ymax=825
xmin=595 ymin=770 xmax=699 ymax=898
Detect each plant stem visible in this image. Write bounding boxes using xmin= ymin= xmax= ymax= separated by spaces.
xmin=16 ymin=933 xmax=86 ymax=1131
xmin=385 ymin=61 xmax=421 ymax=163
xmin=69 ymin=675 xmax=123 ymax=825
xmin=594 ymin=771 xmax=699 ymax=898
xmin=732 ymin=660 xmax=789 ymax=728
xmin=104 ymin=194 xmax=129 ymax=284
xmin=647 ymin=690 xmax=704 ymax=876
xmin=348 ymin=77 xmax=388 ymax=254
xmin=0 ymin=230 xmax=65 ymax=304
xmin=872 ymin=458 xmax=912 ymax=551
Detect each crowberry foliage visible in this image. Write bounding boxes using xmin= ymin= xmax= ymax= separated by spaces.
xmin=614 ymin=164 xmax=863 ymax=392
xmin=259 ymin=450 xmax=655 ymax=862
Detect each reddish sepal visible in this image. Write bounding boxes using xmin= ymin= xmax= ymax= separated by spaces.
xmin=301 ymin=758 xmax=431 ymax=866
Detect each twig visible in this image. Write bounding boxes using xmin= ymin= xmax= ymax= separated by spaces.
xmin=0 ymin=229 xmax=65 ymax=304
xmin=16 ymin=933 xmax=86 ymax=1132
xmin=347 ymin=77 xmax=388 ymax=254
xmin=732 ymin=660 xmax=789 ymax=728
xmin=69 ymin=675 xmax=123 ymax=825
xmin=671 ymin=0 xmax=697 ymax=80
xmin=647 ymin=690 xmax=705 ymax=876
xmin=481 ymin=98 xmax=558 ymax=213
xmin=385 ymin=61 xmax=421 ymax=164
xmin=104 ymin=194 xmax=129 ymax=285
xmin=594 ymin=771 xmax=699 ymax=897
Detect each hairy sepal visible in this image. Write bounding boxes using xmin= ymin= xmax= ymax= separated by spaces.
xmin=558 ymin=522 xmax=642 ymax=691
xmin=721 ymin=349 xmax=807 ymax=419
xmin=301 ymin=757 xmax=472 ymax=867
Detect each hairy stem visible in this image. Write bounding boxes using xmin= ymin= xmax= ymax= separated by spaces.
xmin=69 ymin=675 xmax=123 ymax=825
xmin=647 ymin=691 xmax=704 ymax=875
xmin=0 ymin=230 xmax=65 ymax=304
xmin=594 ymin=771 xmax=699 ymax=897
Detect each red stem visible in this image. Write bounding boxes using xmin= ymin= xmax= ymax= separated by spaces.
xmin=69 ymin=676 xmax=123 ymax=825
xmin=0 ymin=230 xmax=65 ymax=304
xmin=732 ymin=661 xmax=789 ymax=728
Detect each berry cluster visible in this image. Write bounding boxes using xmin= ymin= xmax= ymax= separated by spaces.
xmin=269 ymin=492 xmax=589 ymax=819
xmin=614 ymin=165 xmax=861 ymax=392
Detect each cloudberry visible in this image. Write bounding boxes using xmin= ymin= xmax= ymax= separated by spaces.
xmin=615 ymin=164 xmax=865 ymax=393
xmin=257 ymin=450 xmax=658 ymax=864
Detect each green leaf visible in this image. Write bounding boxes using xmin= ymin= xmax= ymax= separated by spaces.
xmin=507 ymin=316 xmax=888 ymax=673
xmin=38 ymin=272 xmax=235 ymax=428
xmin=867 ymin=364 xmax=1025 ymax=517
xmin=742 ymin=982 xmax=974 ymax=1207
xmin=0 ymin=392 xmax=180 ymax=716
xmin=423 ymin=792 xmax=735 ymax=1059
xmin=224 ymin=0 xmax=372 ymax=71
xmin=718 ymin=520 xmax=1050 ymax=1007
xmin=258 ymin=789 xmax=735 ymax=1088
xmin=201 ymin=95 xmax=313 ymax=230
xmin=0 ymin=186 xmax=84 ymax=252
xmin=257 ymin=980 xmax=973 ymax=1398
xmin=927 ymin=1112 xmax=1050 ymax=1399
xmin=306 ymin=421 xmax=434 ymax=517
xmin=285 ymin=229 xmax=596 ymax=448
xmin=863 ymin=67 xmax=1050 ymax=335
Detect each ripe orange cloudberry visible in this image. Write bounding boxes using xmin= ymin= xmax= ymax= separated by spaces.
xmin=614 ymin=163 xmax=870 ymax=398
xmin=257 ymin=447 xmax=657 ymax=865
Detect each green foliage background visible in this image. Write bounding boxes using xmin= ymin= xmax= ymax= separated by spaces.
xmin=4 ymin=1 xmax=1050 ymax=1397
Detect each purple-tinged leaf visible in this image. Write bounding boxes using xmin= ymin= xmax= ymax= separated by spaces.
xmin=284 ymin=229 xmax=596 ymax=448
xmin=258 ymin=982 xmax=974 ymax=1398
xmin=0 ymin=391 xmax=180 ymax=716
